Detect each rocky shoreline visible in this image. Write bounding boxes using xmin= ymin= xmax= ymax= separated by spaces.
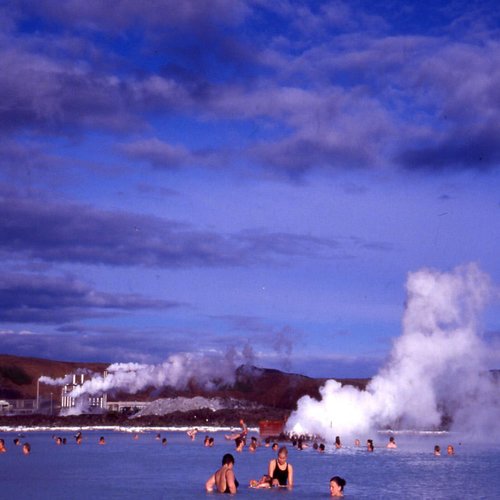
xmin=0 ymin=406 xmax=288 ymax=429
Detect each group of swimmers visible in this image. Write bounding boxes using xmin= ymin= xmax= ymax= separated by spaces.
xmin=0 ymin=430 xmax=174 ymax=455
xmin=434 ymin=444 xmax=455 ymax=456
xmin=204 ymin=424 xmax=462 ymax=495
xmin=0 ymin=437 xmax=31 ymax=455
xmin=206 ymin=446 xmax=346 ymax=496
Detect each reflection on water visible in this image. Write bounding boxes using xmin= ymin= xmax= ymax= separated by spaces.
xmin=0 ymin=430 xmax=499 ymax=499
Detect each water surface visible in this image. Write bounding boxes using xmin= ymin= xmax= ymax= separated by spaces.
xmin=0 ymin=430 xmax=498 ymax=499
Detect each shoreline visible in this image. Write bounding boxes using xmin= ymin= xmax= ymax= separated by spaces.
xmin=0 ymin=424 xmax=450 ymax=436
xmin=0 ymin=424 xmax=259 ymax=433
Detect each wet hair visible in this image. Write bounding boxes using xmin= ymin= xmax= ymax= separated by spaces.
xmin=222 ymin=453 xmax=235 ymax=465
xmin=335 ymin=436 xmax=341 ymax=445
xmin=367 ymin=439 xmax=374 ymax=451
xmin=265 ymin=437 xmax=271 ymax=444
xmin=235 ymin=437 xmax=243 ymax=448
xmin=330 ymin=476 xmax=346 ymax=491
xmin=389 ymin=436 xmax=395 ymax=442
xmin=278 ymin=446 xmax=288 ymax=457
xmin=313 ymin=442 xmax=319 ymax=450
xmin=319 ymin=443 xmax=325 ymax=451
xmin=23 ymin=443 xmax=31 ymax=453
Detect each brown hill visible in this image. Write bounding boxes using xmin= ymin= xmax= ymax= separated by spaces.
xmin=0 ymin=354 xmax=369 ymax=411
xmin=0 ymin=354 xmax=107 ymax=400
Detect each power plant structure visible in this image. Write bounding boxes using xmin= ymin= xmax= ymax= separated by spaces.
xmin=60 ymin=373 xmax=107 ymax=411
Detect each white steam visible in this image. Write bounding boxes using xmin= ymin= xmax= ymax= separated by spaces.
xmin=287 ymin=263 xmax=499 ymax=440
xmin=68 ymin=350 xmax=243 ymax=399
xmin=38 ymin=374 xmax=73 ymax=385
xmin=39 ymin=368 xmax=94 ymax=386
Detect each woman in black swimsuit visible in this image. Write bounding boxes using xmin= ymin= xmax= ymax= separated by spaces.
xmin=268 ymin=446 xmax=294 ymax=487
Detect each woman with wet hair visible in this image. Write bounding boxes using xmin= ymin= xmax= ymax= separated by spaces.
xmin=206 ymin=453 xmax=239 ymax=493
xmin=329 ymin=476 xmax=346 ymax=497
xmin=269 ymin=446 xmax=294 ymax=487
xmin=367 ymin=439 xmax=374 ymax=452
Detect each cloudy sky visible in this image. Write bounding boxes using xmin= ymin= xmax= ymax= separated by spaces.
xmin=1 ymin=0 xmax=499 ymax=377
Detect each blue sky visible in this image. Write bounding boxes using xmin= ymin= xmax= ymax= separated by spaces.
xmin=1 ymin=0 xmax=499 ymax=377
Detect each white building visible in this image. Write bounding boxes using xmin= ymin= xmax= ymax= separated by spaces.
xmin=0 ymin=399 xmax=12 ymax=413
xmin=61 ymin=373 xmax=107 ymax=411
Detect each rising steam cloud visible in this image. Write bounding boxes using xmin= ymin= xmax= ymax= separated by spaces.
xmin=40 ymin=350 xmax=245 ymax=406
xmin=38 ymin=374 xmax=73 ymax=386
xmin=287 ymin=263 xmax=500 ymax=440
xmin=39 ymin=368 xmax=93 ymax=386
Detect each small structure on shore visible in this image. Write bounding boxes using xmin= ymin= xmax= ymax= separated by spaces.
xmin=259 ymin=419 xmax=285 ymax=438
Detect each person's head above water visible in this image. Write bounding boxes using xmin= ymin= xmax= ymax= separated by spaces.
xmin=330 ymin=476 xmax=346 ymax=496
xmin=222 ymin=453 xmax=235 ymax=467
xmin=277 ymin=446 xmax=288 ymax=462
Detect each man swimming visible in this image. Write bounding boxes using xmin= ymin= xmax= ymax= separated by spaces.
xmin=225 ymin=419 xmax=248 ymax=441
xmin=187 ymin=428 xmax=198 ymax=440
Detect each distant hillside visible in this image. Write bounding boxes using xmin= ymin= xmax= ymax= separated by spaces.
xmin=0 ymin=354 xmax=369 ymax=410
xmin=0 ymin=354 xmax=107 ymax=400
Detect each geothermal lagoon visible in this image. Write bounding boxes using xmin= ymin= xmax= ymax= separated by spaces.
xmin=1 ymin=428 xmax=499 ymax=499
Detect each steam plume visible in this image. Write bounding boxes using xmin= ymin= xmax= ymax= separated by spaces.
xmin=38 ymin=374 xmax=73 ymax=385
xmin=287 ymin=263 xmax=499 ymax=440
xmin=68 ymin=350 xmax=242 ymax=399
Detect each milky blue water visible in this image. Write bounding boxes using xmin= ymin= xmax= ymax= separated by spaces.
xmin=0 ymin=429 xmax=499 ymax=499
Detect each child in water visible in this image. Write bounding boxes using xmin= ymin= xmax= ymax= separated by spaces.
xmin=249 ymin=475 xmax=272 ymax=488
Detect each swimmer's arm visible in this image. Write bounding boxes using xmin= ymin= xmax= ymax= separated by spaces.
xmin=205 ymin=474 xmax=216 ymax=492
xmin=287 ymin=464 xmax=294 ymax=488
xmin=226 ymin=470 xmax=237 ymax=494
xmin=268 ymin=459 xmax=275 ymax=478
